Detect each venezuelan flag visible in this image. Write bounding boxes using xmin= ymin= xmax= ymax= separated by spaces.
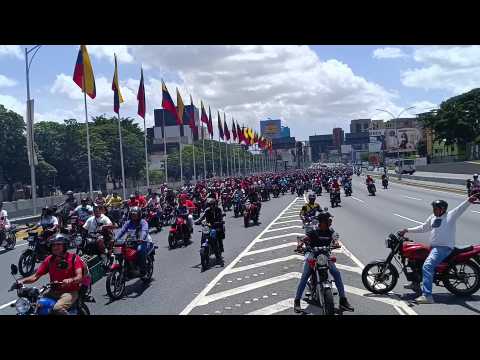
xmin=161 ymin=79 xmax=179 ymax=124
xmin=73 ymin=45 xmax=96 ymax=99
xmin=112 ymin=54 xmax=124 ymax=114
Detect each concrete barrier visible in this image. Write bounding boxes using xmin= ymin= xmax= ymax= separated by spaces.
xmin=367 ymin=171 xmax=467 ymax=186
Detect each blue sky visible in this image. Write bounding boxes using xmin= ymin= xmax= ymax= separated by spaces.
xmin=1 ymin=45 xmax=478 ymax=140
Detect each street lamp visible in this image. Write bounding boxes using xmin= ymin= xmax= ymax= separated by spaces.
xmin=375 ymin=106 xmax=415 ymax=176
xmin=25 ymin=45 xmax=42 ymax=216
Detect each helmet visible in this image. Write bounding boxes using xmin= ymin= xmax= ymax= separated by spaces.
xmin=49 ymin=234 xmax=69 ymax=253
xmin=207 ymin=198 xmax=216 ymax=207
xmin=66 ymin=190 xmax=74 ymax=196
xmin=308 ymin=194 xmax=316 ymax=202
xmin=129 ymin=206 xmax=141 ymax=220
xmin=80 ymin=197 xmax=88 ymax=204
xmin=317 ymin=212 xmax=332 ymax=225
xmin=474 ymin=174 xmax=479 ymax=179
xmin=431 ymin=200 xmax=448 ymax=211
xmin=129 ymin=194 xmax=135 ymax=200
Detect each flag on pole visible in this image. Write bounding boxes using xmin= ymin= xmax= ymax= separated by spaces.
xmin=112 ymin=54 xmax=124 ymax=114
xmin=73 ymin=45 xmax=96 ymax=99
xmin=217 ymin=111 xmax=224 ymax=140
xmin=188 ymin=95 xmax=198 ymax=137
xmin=207 ymin=106 xmax=213 ymax=138
xmin=200 ymin=101 xmax=209 ymax=125
xmin=224 ymin=115 xmax=230 ymax=141
xmin=162 ymin=79 xmax=180 ymax=125
xmin=176 ymin=88 xmax=185 ymax=125
xmin=137 ymin=68 xmax=146 ymax=119
xmin=231 ymin=118 xmax=237 ymax=141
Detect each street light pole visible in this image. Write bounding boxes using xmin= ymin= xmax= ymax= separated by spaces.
xmin=25 ymin=45 xmax=42 ymax=216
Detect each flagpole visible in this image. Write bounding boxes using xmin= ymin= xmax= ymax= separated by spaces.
xmin=192 ymin=128 xmax=196 ymax=182
xmin=179 ymin=134 xmax=184 ymax=184
xmin=202 ymin=119 xmax=206 ymax=180
xmin=231 ymin=139 xmax=235 ymax=176
xmin=82 ymin=76 xmax=94 ymax=198
xmin=143 ymin=117 xmax=150 ymax=188
xmin=163 ymin=111 xmax=168 ymax=184
xmin=117 ymin=110 xmax=127 ymax=200
xmin=218 ymin=132 xmax=223 ymax=177
xmin=243 ymin=145 xmax=247 ymax=175
xmin=211 ymin=136 xmax=215 ymax=177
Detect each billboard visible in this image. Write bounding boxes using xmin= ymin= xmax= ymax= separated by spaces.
xmin=385 ymin=128 xmax=422 ymax=153
xmin=260 ymin=120 xmax=281 ymax=139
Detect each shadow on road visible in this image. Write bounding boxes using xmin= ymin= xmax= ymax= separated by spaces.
xmin=104 ymin=278 xmax=154 ymax=305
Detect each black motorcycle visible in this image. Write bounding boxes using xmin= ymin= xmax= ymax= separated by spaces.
xmin=367 ymin=183 xmax=376 ymax=196
xmin=261 ymin=188 xmax=270 ymax=202
xmin=382 ymin=178 xmax=388 ymax=190
xmin=18 ymin=229 xmax=52 ymax=277
xmin=330 ymin=190 xmax=341 ymax=208
xmin=296 ymin=186 xmax=304 ymax=197
xmin=233 ymin=196 xmax=244 ymax=218
xmin=343 ymin=183 xmax=352 ymax=197
xmin=199 ymin=221 xmax=225 ymax=272
xmin=272 ymin=186 xmax=280 ymax=198
xmin=314 ymin=184 xmax=322 ymax=196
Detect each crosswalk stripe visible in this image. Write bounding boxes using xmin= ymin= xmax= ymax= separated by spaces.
xmin=257 ymin=233 xmax=305 ymax=243
xmin=265 ymin=225 xmax=303 ymax=233
xmin=227 ymin=255 xmax=303 ymax=274
xmin=245 ymin=242 xmax=298 ymax=255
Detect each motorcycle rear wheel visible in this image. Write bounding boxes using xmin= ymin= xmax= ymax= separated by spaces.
xmin=244 ymin=215 xmax=249 ymax=228
xmin=168 ymin=234 xmax=176 ymax=249
xmin=362 ymin=261 xmax=398 ymax=294
xmin=443 ymin=260 xmax=480 ymax=297
xmin=106 ymin=268 xmax=126 ymax=300
xmin=6 ymin=233 xmax=16 ymax=250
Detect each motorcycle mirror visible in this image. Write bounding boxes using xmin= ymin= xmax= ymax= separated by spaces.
xmin=10 ymin=264 xmax=18 ymax=275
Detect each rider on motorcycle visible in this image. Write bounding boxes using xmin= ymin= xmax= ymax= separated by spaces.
xmin=195 ymin=198 xmax=225 ymax=257
xmin=471 ymin=174 xmax=480 ymax=196
xmin=83 ymin=205 xmax=114 ymax=259
xmin=58 ymin=190 xmax=78 ymax=212
xmin=0 ymin=202 xmax=11 ymax=232
xmin=300 ymin=194 xmax=321 ymax=224
xmin=127 ymin=194 xmax=140 ymax=208
xmin=399 ymin=195 xmax=479 ymax=304
xmin=294 ymin=212 xmax=354 ymax=313
xmin=366 ymin=175 xmax=375 ymax=186
xmin=115 ymin=207 xmax=153 ymax=277
xmin=134 ymin=191 xmax=148 ymax=209
xmin=177 ymin=194 xmax=195 ymax=234
xmin=72 ymin=198 xmax=94 ymax=222
xmin=16 ymin=234 xmax=84 ymax=315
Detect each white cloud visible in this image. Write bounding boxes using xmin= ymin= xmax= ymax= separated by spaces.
xmin=0 ymin=94 xmax=24 ymax=116
xmin=373 ymin=47 xmax=407 ymax=59
xmin=128 ymin=45 xmax=401 ymax=138
xmin=0 ymin=74 xmax=17 ymax=87
xmin=401 ymin=46 xmax=480 ymax=94
xmin=88 ymin=45 xmax=134 ymax=64
xmin=0 ymin=45 xmax=22 ymax=59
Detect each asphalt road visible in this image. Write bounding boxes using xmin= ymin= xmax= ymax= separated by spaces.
xmin=1 ymin=176 xmax=479 ymax=315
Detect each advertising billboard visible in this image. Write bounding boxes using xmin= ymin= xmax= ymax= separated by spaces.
xmin=385 ymin=128 xmax=422 ymax=153
xmin=260 ymin=120 xmax=281 ymax=139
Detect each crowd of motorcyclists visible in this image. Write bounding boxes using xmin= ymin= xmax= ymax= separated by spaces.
xmin=3 ymin=164 xmax=480 ymax=315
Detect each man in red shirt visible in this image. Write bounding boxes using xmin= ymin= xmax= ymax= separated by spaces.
xmin=18 ymin=234 xmax=83 ymax=315
xmin=127 ymin=194 xmax=140 ymax=208
xmin=135 ymin=191 xmax=147 ymax=208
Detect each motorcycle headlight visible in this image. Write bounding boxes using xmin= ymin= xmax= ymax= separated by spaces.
xmin=316 ymin=254 xmax=328 ymax=267
xmin=15 ymin=297 xmax=31 ymax=314
xmin=74 ymin=235 xmax=83 ymax=246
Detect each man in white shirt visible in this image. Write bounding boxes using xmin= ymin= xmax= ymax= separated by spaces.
xmin=0 ymin=202 xmax=11 ymax=231
xmin=400 ymin=195 xmax=479 ymax=304
xmin=83 ymin=206 xmax=114 ymax=258
xmin=72 ymin=198 xmax=93 ymax=222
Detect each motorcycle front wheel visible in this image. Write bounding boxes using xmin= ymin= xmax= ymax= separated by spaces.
xmin=18 ymin=250 xmax=36 ymax=277
xmin=168 ymin=233 xmax=176 ymax=249
xmin=443 ymin=260 xmax=480 ymax=297
xmin=323 ymin=287 xmax=335 ymax=315
xmin=244 ymin=215 xmax=249 ymax=228
xmin=6 ymin=233 xmax=16 ymax=250
xmin=361 ymin=261 xmax=398 ymax=294
xmin=78 ymin=302 xmax=91 ymax=315
xmin=106 ymin=268 xmax=126 ymax=300
xmin=141 ymin=256 xmax=154 ymax=283
xmin=200 ymin=247 xmax=209 ymax=272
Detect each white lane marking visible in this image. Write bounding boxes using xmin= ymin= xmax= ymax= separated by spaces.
xmin=273 ymin=219 xmax=302 ymax=225
xmin=247 ymin=298 xmax=308 ymax=315
xmin=277 ymin=214 xmax=301 ymax=219
xmin=227 ymin=255 xmax=303 ymax=274
xmin=393 ymin=305 xmax=404 ymax=315
xmin=472 ymin=210 xmax=480 ymax=214
xmin=281 ymin=211 xmax=301 ymax=216
xmin=264 ymin=225 xmax=303 ymax=233
xmin=197 ymin=272 xmax=302 ymax=306
xmin=338 ymin=243 xmax=365 ymax=269
xmin=0 ymin=300 xmax=15 ymax=310
xmin=343 ymin=285 xmax=416 ymax=315
xmin=245 ymin=242 xmax=298 ymax=255
xmin=350 ymin=196 xmax=365 ymax=203
xmin=393 ymin=213 xmax=423 ymax=225
xmin=403 ymin=195 xmax=422 ymax=201
xmin=335 ymin=263 xmax=363 ymax=274
xmin=14 ymin=243 xmax=28 ymax=248
xmin=180 ymin=197 xmax=301 ymax=315
xmin=256 ymin=233 xmax=305 ymax=243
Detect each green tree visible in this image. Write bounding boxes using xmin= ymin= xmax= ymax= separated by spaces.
xmin=0 ymin=105 xmax=29 ymax=200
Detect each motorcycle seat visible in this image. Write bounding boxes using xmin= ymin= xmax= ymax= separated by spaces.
xmin=444 ymin=245 xmax=474 ymax=261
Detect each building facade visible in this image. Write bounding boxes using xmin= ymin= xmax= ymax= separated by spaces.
xmin=309 ymin=134 xmax=333 ymax=162
xmin=350 ymin=119 xmax=371 ymax=134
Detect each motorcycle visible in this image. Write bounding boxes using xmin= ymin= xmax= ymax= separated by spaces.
xmin=296 ymin=243 xmax=338 ymax=315
xmin=367 ymin=183 xmax=376 ymax=196
xmin=382 ymin=178 xmax=389 ymax=190
xmin=106 ymin=233 xmax=157 ymax=300
xmin=233 ymin=196 xmax=244 ymax=218
xmin=313 ymin=184 xmax=322 ymax=196
xmin=145 ymin=205 xmax=162 ymax=233
xmin=330 ymin=190 xmax=341 ymax=208
xmin=272 ymin=186 xmax=280 ymax=198
xmin=296 ymin=186 xmax=304 ymax=197
xmin=192 ymin=199 xmax=203 ymax=219
xmin=281 ymin=185 xmax=287 ymax=195
xmin=362 ymin=232 xmax=480 ymax=297
xmin=343 ymin=183 xmax=352 ymax=197
xmin=168 ymin=214 xmax=191 ymax=249
xmin=244 ymin=201 xmax=259 ymax=228
xmin=0 ymin=219 xmax=17 ymax=251
xmin=221 ymin=193 xmax=232 ymax=212
xmin=199 ymin=221 xmax=225 ymax=272
xmin=160 ymin=204 xmax=175 ymax=227
xmin=290 ymin=184 xmax=296 ymax=195
xmin=18 ymin=229 xmax=52 ymax=277
xmin=9 ymin=265 xmax=93 ymax=315
xmin=261 ymin=188 xmax=270 ymax=202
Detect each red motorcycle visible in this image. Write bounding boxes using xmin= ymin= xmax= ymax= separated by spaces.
xmin=144 ymin=205 xmax=162 ymax=233
xmin=168 ymin=215 xmax=191 ymax=249
xmin=244 ymin=201 xmax=259 ymax=228
xmin=362 ymin=232 xmax=480 ymax=297
xmin=106 ymin=233 xmax=157 ymax=300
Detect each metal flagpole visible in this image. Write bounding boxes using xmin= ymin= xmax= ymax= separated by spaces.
xmin=179 ymin=134 xmax=183 ymax=184
xmin=201 ymin=119 xmax=206 ymax=180
xmin=163 ymin=111 xmax=168 ymax=184
xmin=117 ymin=111 xmax=127 ymax=200
xmin=224 ymin=114 xmax=229 ymax=177
xmin=243 ymin=146 xmax=247 ymax=175
xmin=82 ymin=76 xmax=94 ymax=198
xmin=192 ymin=128 xmax=196 ymax=181
xmin=211 ymin=137 xmax=215 ymax=177
xmin=218 ymin=132 xmax=223 ymax=177
xmin=231 ymin=139 xmax=235 ymax=176
xmin=143 ymin=117 xmax=150 ymax=188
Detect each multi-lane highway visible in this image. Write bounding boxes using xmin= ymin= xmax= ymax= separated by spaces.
xmin=1 ymin=175 xmax=479 ymax=315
